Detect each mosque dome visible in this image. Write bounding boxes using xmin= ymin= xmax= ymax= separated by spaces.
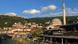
xmin=52 ymin=18 xmax=62 ymax=26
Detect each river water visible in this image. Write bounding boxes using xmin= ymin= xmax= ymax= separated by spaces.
xmin=0 ymin=39 xmax=35 ymax=44
xmin=1 ymin=39 xmax=17 ymax=44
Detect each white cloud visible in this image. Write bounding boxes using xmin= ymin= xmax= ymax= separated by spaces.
xmin=41 ymin=5 xmax=57 ymax=11
xmin=66 ymin=8 xmax=78 ymax=16
xmin=23 ymin=9 xmax=40 ymax=14
xmin=48 ymin=5 xmax=57 ymax=10
xmin=42 ymin=8 xmax=78 ymax=17
xmin=0 ymin=12 xmax=16 ymax=16
xmin=22 ymin=5 xmax=78 ymax=18
xmin=23 ymin=5 xmax=57 ymax=15
xmin=41 ymin=7 xmax=49 ymax=11
xmin=4 ymin=12 xmax=16 ymax=16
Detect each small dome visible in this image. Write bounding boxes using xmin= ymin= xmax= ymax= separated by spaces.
xmin=52 ymin=18 xmax=62 ymax=26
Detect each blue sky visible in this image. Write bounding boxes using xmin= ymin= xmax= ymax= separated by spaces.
xmin=0 ymin=0 xmax=78 ymax=18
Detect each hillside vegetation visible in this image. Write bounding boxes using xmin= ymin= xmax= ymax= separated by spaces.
xmin=29 ymin=16 xmax=78 ymax=25
xmin=0 ymin=15 xmax=28 ymax=27
xmin=0 ymin=15 xmax=78 ymax=28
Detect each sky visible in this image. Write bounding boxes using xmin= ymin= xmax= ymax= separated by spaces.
xmin=0 ymin=0 xmax=78 ymax=18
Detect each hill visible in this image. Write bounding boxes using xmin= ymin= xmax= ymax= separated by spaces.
xmin=29 ymin=16 xmax=78 ymax=25
xmin=0 ymin=15 xmax=29 ymax=27
xmin=0 ymin=15 xmax=78 ymax=27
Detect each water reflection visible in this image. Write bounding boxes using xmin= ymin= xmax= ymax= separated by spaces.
xmin=1 ymin=39 xmax=16 ymax=44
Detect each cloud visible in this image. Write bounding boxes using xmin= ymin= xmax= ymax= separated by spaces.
xmin=66 ymin=8 xmax=78 ymax=16
xmin=4 ymin=12 xmax=16 ymax=16
xmin=23 ymin=9 xmax=40 ymax=14
xmin=41 ymin=8 xmax=78 ymax=17
xmin=46 ymin=12 xmax=62 ymax=17
xmin=23 ymin=5 xmax=57 ymax=15
xmin=22 ymin=4 xmax=78 ymax=18
xmin=41 ymin=7 xmax=48 ymax=11
xmin=41 ymin=5 xmax=57 ymax=11
xmin=0 ymin=12 xmax=16 ymax=16
xmin=48 ymin=5 xmax=57 ymax=10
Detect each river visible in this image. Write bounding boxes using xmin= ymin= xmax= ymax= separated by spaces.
xmin=0 ymin=38 xmax=35 ymax=44
xmin=1 ymin=39 xmax=17 ymax=44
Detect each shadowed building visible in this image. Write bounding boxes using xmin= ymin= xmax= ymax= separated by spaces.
xmin=39 ymin=23 xmax=78 ymax=44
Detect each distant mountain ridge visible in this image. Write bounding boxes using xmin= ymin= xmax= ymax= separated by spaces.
xmin=29 ymin=16 xmax=78 ymax=24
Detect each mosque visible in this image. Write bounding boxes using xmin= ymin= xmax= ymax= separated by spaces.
xmin=39 ymin=18 xmax=78 ymax=44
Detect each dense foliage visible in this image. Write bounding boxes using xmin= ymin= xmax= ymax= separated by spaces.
xmin=0 ymin=15 xmax=28 ymax=27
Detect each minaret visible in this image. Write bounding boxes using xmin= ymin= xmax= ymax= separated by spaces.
xmin=62 ymin=0 xmax=66 ymax=25
xmin=61 ymin=0 xmax=66 ymax=44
